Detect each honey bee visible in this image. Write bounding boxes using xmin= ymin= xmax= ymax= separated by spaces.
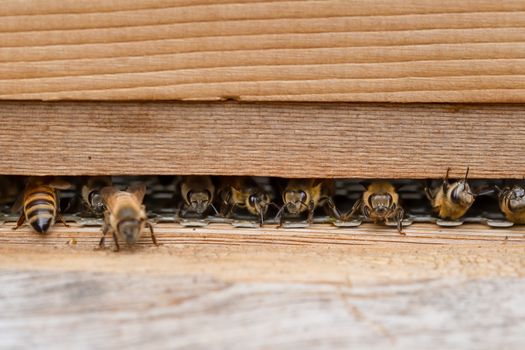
xmin=179 ymin=175 xmax=218 ymax=216
xmin=81 ymin=176 xmax=112 ymax=215
xmin=495 ymin=185 xmax=525 ymax=224
xmin=344 ymin=181 xmax=405 ymax=233
xmin=276 ymin=179 xmax=340 ymax=226
xmin=425 ymin=167 xmax=475 ymax=220
xmin=218 ymin=177 xmax=273 ymax=226
xmin=99 ymin=183 xmax=157 ymax=251
xmin=13 ymin=176 xmax=71 ymax=234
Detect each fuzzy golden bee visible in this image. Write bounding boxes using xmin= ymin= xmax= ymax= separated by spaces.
xmin=495 ymin=185 xmax=525 ymax=224
xmin=425 ymin=167 xmax=475 ymax=220
xmin=179 ymin=175 xmax=218 ymax=216
xmin=99 ymin=183 xmax=157 ymax=251
xmin=276 ymin=178 xmax=340 ymax=226
xmin=13 ymin=176 xmax=71 ymax=234
xmin=344 ymin=181 xmax=405 ymax=233
xmin=218 ymin=176 xmax=273 ymax=226
xmin=81 ymin=176 xmax=112 ymax=215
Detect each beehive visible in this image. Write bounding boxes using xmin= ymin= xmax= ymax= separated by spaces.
xmin=1 ymin=1 xmax=525 ymax=348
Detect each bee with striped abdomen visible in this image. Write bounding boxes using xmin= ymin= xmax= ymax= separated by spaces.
xmin=276 ymin=179 xmax=340 ymax=226
xmin=344 ymin=181 xmax=405 ymax=233
xmin=218 ymin=177 xmax=273 ymax=226
xmin=495 ymin=185 xmax=525 ymax=224
xmin=179 ymin=175 xmax=218 ymax=216
xmin=13 ymin=177 xmax=71 ymax=234
xmin=425 ymin=167 xmax=475 ymax=220
xmin=81 ymin=176 xmax=112 ymax=215
xmin=99 ymin=183 xmax=157 ymax=251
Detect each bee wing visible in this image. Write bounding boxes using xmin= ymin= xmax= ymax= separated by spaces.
xmin=100 ymin=186 xmax=120 ymax=210
xmin=359 ymin=180 xmax=371 ymax=189
xmin=10 ymin=193 xmax=24 ymax=213
xmin=49 ymin=177 xmax=73 ymax=190
xmin=128 ymin=183 xmax=147 ymax=203
xmin=86 ymin=176 xmax=112 ymax=189
xmin=473 ymin=184 xmax=496 ymax=197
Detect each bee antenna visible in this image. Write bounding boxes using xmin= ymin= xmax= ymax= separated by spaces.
xmin=464 ymin=166 xmax=470 ymax=182
xmin=299 ymin=201 xmax=309 ymax=210
xmin=444 ymin=167 xmax=451 ymax=183
xmin=274 ymin=202 xmax=290 ymax=221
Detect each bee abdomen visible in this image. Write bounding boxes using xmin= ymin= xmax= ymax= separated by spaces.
xmin=24 ymin=191 xmax=56 ymax=234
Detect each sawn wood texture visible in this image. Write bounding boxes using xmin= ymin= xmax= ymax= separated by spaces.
xmin=1 ymin=0 xmax=525 ymax=102
xmin=0 ymin=101 xmax=523 ymax=178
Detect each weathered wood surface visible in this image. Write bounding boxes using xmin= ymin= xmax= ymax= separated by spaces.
xmin=1 ymin=101 xmax=524 ymax=178
xmin=1 ymin=0 xmax=525 ymax=102
xmin=1 ymin=222 xmax=525 ymax=282
xmin=1 ymin=223 xmax=525 ymax=349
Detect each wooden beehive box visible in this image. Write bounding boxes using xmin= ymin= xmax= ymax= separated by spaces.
xmin=1 ymin=1 xmax=525 ymax=348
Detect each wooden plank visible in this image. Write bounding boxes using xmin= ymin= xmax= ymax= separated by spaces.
xmin=1 ymin=223 xmax=525 ymax=348
xmin=0 ymin=101 xmax=524 ymax=178
xmin=1 ymin=223 xmax=525 ymax=282
xmin=1 ymin=0 xmax=525 ymax=102
xmin=2 ymin=271 xmax=525 ymax=349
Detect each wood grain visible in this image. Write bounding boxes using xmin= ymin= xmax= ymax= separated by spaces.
xmin=1 ymin=222 xmax=525 ymax=283
xmin=1 ymin=101 xmax=525 ymax=178
xmin=2 ymin=271 xmax=525 ymax=349
xmin=1 ymin=0 xmax=525 ymax=102
xmin=1 ymin=223 xmax=525 ymax=348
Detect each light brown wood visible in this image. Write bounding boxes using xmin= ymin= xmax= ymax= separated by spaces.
xmin=1 ymin=1 xmax=525 ymax=102
xmin=1 ymin=222 xmax=525 ymax=283
xmin=1 ymin=101 xmax=524 ymax=178
xmin=1 ymin=223 xmax=525 ymax=348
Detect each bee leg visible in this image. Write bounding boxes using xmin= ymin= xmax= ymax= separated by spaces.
xmin=258 ymin=210 xmax=265 ymax=228
xmin=424 ymin=186 xmax=434 ymax=202
xmin=56 ymin=212 xmax=70 ymax=227
xmin=225 ymin=203 xmax=236 ymax=218
xmin=276 ymin=210 xmax=284 ymax=228
xmin=112 ymin=232 xmax=120 ymax=252
xmin=275 ymin=202 xmax=291 ymax=228
xmin=276 ymin=207 xmax=286 ymax=228
xmin=12 ymin=213 xmax=25 ymax=230
xmin=342 ymin=199 xmax=363 ymax=221
xmin=98 ymin=223 xmax=110 ymax=248
xmin=209 ymin=203 xmax=220 ymax=216
xmin=306 ymin=201 xmax=315 ymax=225
xmin=395 ymin=207 xmax=406 ymax=236
xmin=175 ymin=201 xmax=184 ymax=219
xmin=323 ymin=197 xmax=341 ymax=220
xmin=219 ymin=191 xmax=233 ymax=217
xmin=146 ymin=221 xmax=159 ymax=246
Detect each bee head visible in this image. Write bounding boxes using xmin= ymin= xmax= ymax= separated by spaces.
xmin=116 ymin=207 xmax=143 ymax=245
xmin=284 ymin=190 xmax=308 ymax=214
xmin=117 ymin=219 xmax=141 ymax=245
xmin=508 ymin=186 xmax=525 ymax=210
xmin=247 ymin=192 xmax=270 ymax=215
xmin=368 ymin=193 xmax=393 ymax=218
xmin=187 ymin=190 xmax=211 ymax=214
xmin=89 ymin=191 xmax=105 ymax=214
xmin=450 ymin=182 xmax=475 ymax=207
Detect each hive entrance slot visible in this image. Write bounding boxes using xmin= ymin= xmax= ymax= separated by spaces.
xmin=0 ymin=176 xmax=521 ymax=232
